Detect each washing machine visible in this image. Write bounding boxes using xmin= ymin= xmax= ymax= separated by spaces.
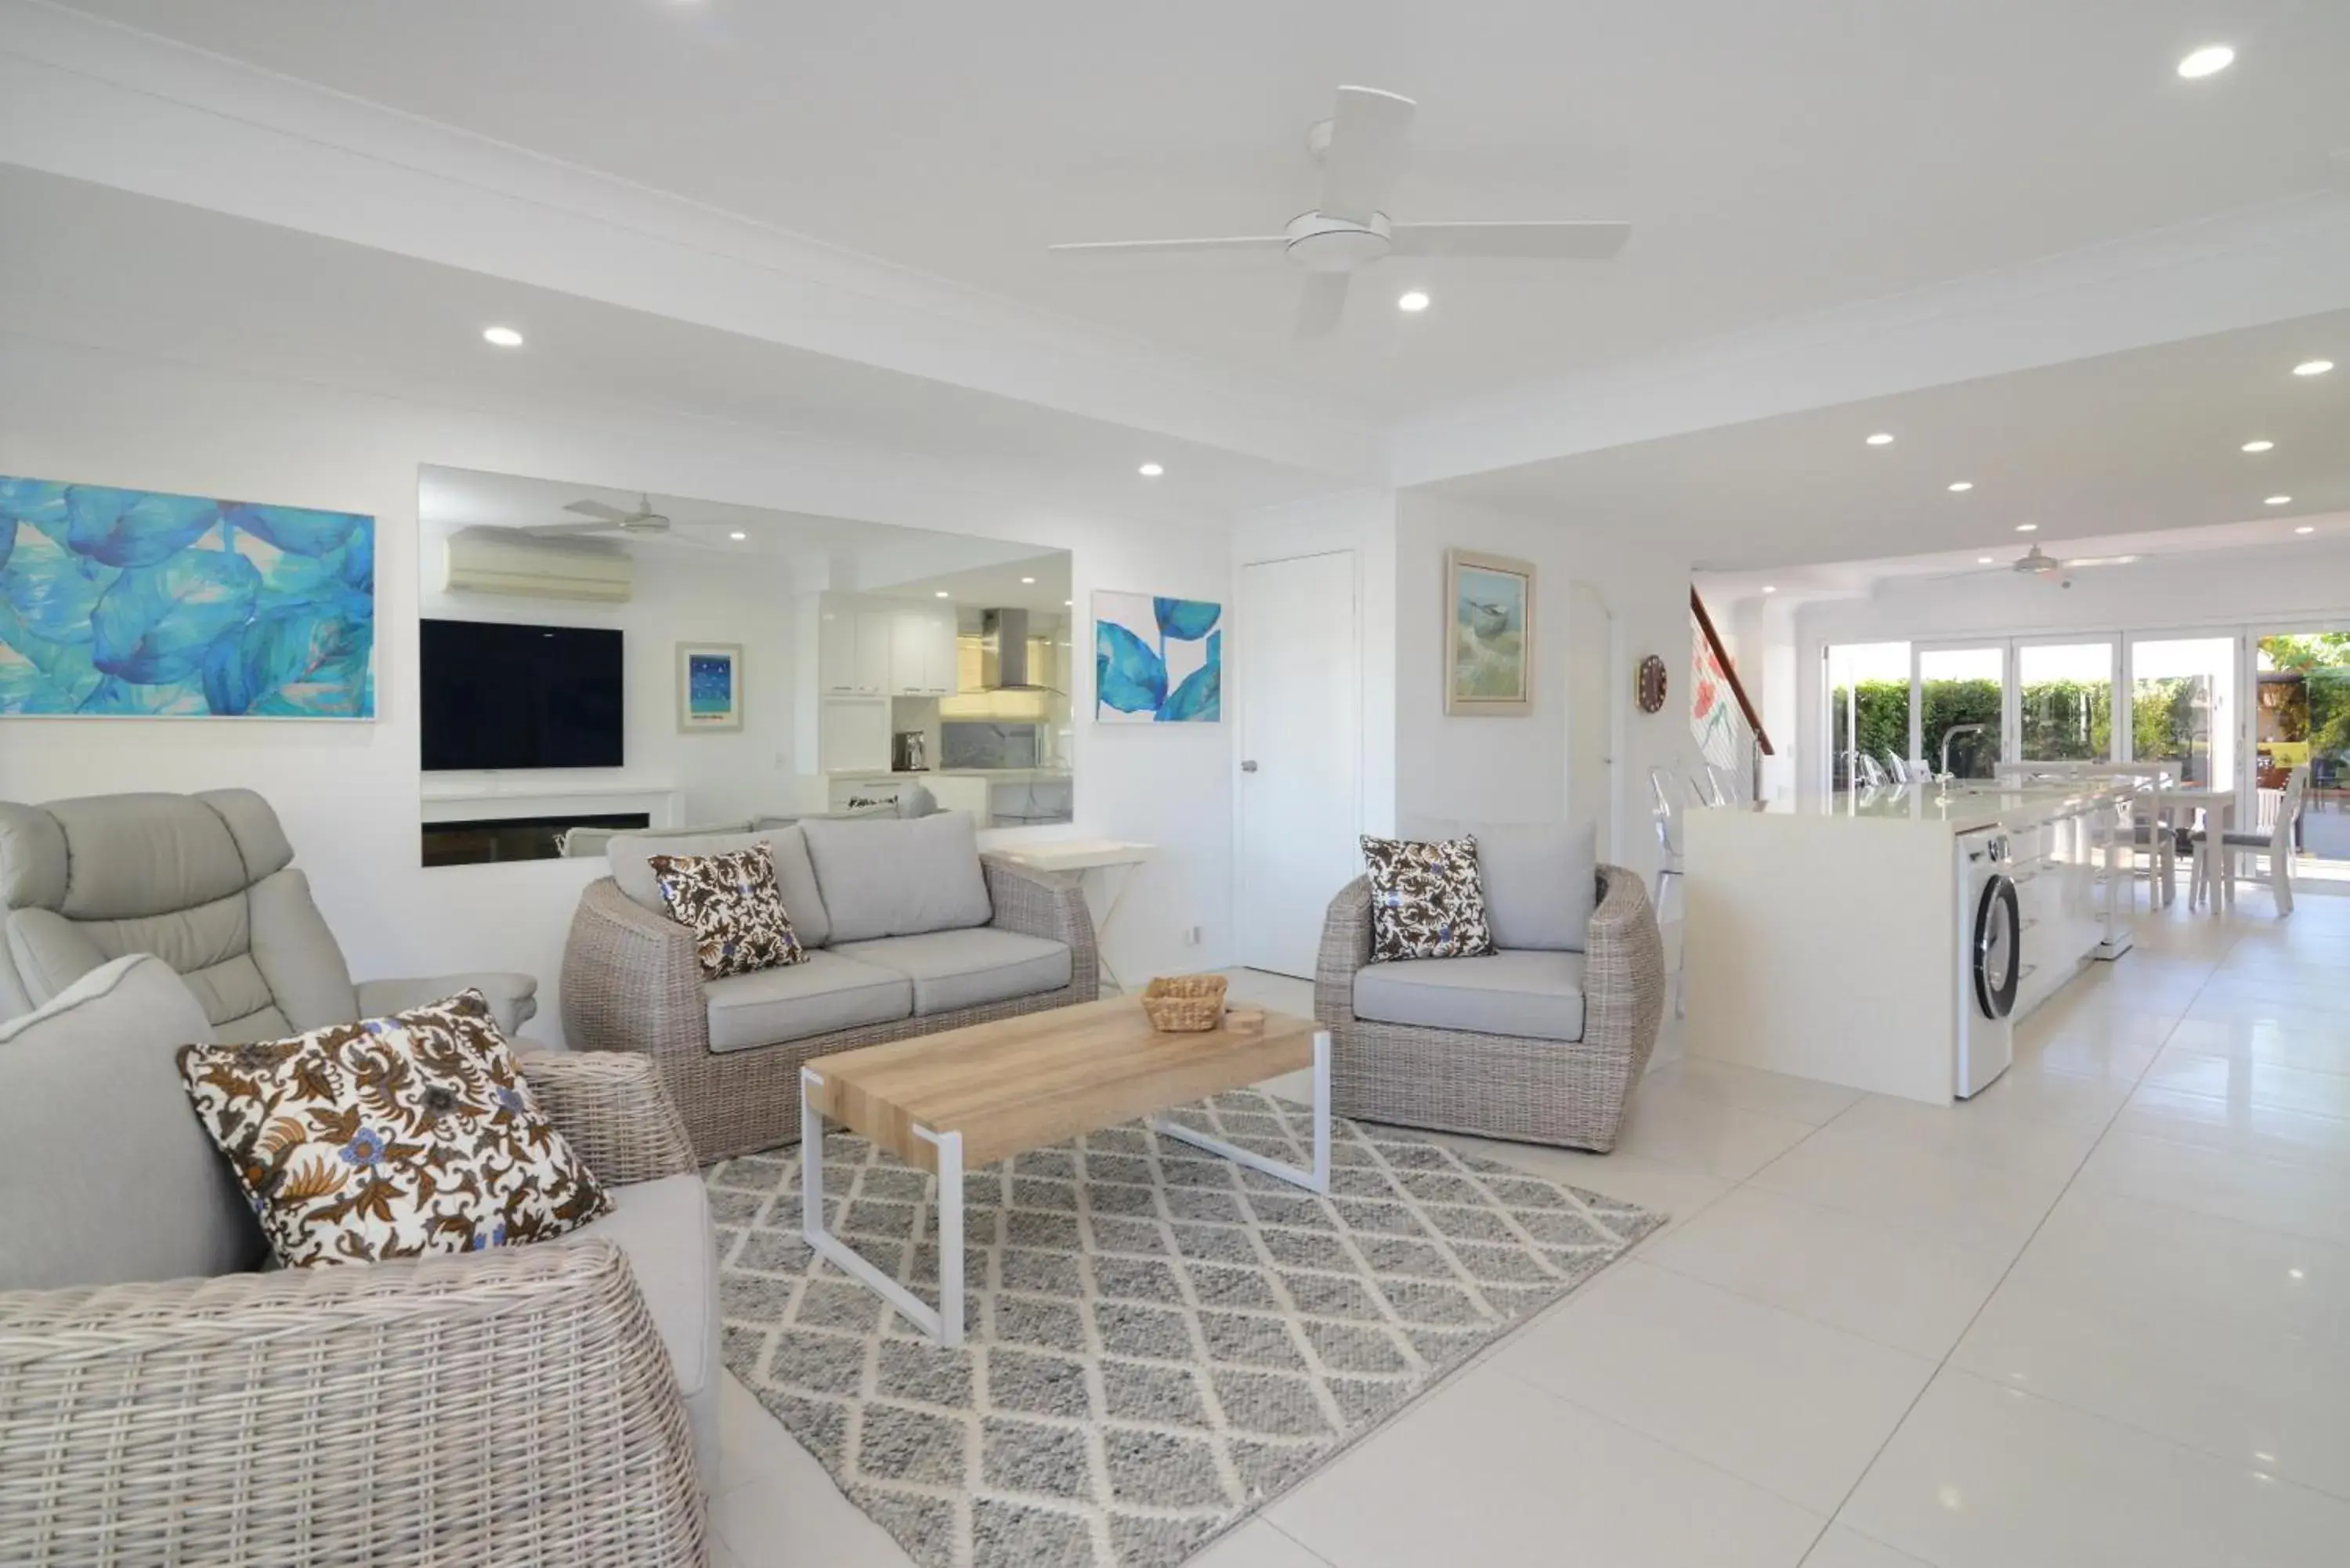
xmin=1954 ymin=826 xmax=2018 ymax=1097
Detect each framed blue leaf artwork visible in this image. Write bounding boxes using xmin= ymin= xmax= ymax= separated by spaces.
xmin=0 ymin=475 xmax=374 ymax=719
xmin=1094 ymin=590 xmax=1220 ymax=724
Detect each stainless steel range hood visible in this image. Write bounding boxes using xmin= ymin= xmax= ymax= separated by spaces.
xmin=980 ymin=608 xmax=1041 ymax=691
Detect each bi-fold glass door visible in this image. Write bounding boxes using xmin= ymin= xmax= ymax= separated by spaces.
xmin=1912 ymin=642 xmax=2006 ymax=779
xmin=2125 ymin=633 xmax=2237 ymax=786
xmin=2017 ymin=638 xmax=2118 ymax=765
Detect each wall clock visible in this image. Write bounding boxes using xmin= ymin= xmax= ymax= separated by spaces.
xmin=1636 ymin=654 xmax=1668 ymax=714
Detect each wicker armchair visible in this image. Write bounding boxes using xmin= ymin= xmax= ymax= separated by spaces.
xmin=1314 ymin=865 xmax=1666 ymax=1151
xmin=0 ymin=1047 xmax=707 ymax=1568
xmin=563 ymin=852 xmax=1097 ymax=1161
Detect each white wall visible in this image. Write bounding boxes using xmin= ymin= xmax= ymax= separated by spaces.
xmin=1394 ymin=491 xmax=1696 ymax=881
xmin=416 ymin=516 xmax=797 ymax=826
xmin=0 ymin=332 xmax=1235 ymax=1037
xmin=1791 ymin=541 xmax=2350 ymax=789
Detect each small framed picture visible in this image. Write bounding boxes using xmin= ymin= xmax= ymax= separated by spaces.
xmin=1445 ymin=549 xmax=1535 ymax=715
xmin=677 ymin=641 xmax=743 ymax=732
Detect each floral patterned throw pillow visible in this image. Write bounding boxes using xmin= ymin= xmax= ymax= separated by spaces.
xmin=1359 ymin=834 xmax=1496 ymax=963
xmin=648 ymin=842 xmax=807 ymax=979
xmin=177 ymin=989 xmax=610 ymax=1268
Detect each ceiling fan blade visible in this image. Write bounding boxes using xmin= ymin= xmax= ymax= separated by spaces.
xmin=522 ymin=522 xmax=615 ymax=537
xmin=1320 ymin=85 xmax=1415 ymax=223
xmin=1047 ymin=235 xmax=1288 ymax=256
xmin=1386 ymin=220 xmax=1632 ymax=259
xmin=2059 ymin=555 xmax=2138 ymax=569
xmin=1292 ymin=272 xmax=1350 ymax=342
xmin=563 ymin=500 xmax=631 ymax=522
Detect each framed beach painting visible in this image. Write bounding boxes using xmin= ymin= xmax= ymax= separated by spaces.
xmin=1445 ymin=548 xmax=1535 ymax=715
xmin=1094 ymin=591 xmax=1221 ymax=723
xmin=0 ymin=475 xmax=374 ymax=719
xmin=677 ymin=641 xmax=743 ymax=732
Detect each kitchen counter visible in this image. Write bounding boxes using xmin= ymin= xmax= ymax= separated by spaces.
xmin=826 ymin=768 xmax=1071 ymax=782
xmin=1684 ymin=782 xmax=2136 ymax=1104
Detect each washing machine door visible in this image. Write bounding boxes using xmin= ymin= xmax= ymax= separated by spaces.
xmin=1972 ymin=873 xmax=2021 ymax=1020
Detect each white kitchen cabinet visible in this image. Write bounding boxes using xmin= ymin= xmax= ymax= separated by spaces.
xmin=817 ymin=603 xmax=895 ymax=695
xmin=890 ymin=609 xmax=956 ymax=695
xmin=818 ymin=698 xmax=889 ymax=774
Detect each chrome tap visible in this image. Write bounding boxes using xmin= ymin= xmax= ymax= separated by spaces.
xmin=1939 ymin=722 xmax=1990 ymax=779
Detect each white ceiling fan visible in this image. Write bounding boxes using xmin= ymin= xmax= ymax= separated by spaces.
xmin=1927 ymin=544 xmax=2140 ymax=585
xmin=1047 ymin=85 xmax=1632 ymax=341
xmin=523 ymin=494 xmax=672 ymax=539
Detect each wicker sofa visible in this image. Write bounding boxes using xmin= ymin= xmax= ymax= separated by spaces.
xmin=1314 ymin=858 xmax=1666 ymax=1151
xmin=562 ymin=814 xmax=1097 ymax=1160
xmin=0 ymin=955 xmax=707 ymax=1568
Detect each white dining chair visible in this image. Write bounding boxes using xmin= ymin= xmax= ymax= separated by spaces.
xmin=2194 ymin=764 xmax=2307 ymax=916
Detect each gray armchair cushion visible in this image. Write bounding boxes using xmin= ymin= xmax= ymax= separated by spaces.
xmin=559 ymin=1171 xmax=718 ymax=1488
xmin=5 ymin=908 xmax=109 ymax=1003
xmin=606 ymin=825 xmax=830 ymax=948
xmin=833 ymin=929 xmax=1072 ymax=1014
xmin=702 ymin=951 xmax=911 ymax=1052
xmin=248 ymin=867 xmax=363 ymax=1029
xmin=356 ymin=972 xmax=540 ymax=1035
xmin=1408 ymin=816 xmax=1599 ymax=952
xmin=1352 ymin=949 xmax=1587 ymax=1041
xmin=801 ymin=812 xmax=991 ymax=943
xmin=0 ymin=954 xmax=267 ymax=1291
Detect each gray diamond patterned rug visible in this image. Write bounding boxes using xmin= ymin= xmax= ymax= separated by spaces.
xmin=704 ymin=1089 xmax=1662 ymax=1568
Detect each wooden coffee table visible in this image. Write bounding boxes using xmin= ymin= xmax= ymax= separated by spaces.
xmin=798 ymin=995 xmax=1329 ymax=1347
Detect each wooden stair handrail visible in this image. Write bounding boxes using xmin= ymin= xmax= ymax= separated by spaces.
xmin=1690 ymin=588 xmax=1775 ymax=756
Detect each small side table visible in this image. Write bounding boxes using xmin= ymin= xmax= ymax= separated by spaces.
xmin=992 ymin=840 xmax=1155 ymax=994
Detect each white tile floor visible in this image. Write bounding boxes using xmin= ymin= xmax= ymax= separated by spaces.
xmin=707 ymin=893 xmax=2350 ymax=1566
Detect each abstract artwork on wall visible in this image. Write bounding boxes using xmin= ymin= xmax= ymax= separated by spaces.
xmin=678 ymin=641 xmax=743 ymax=731
xmin=1094 ymin=591 xmax=1221 ymax=723
xmin=1445 ymin=547 xmax=1535 ymax=716
xmin=0 ymin=475 xmax=374 ymax=719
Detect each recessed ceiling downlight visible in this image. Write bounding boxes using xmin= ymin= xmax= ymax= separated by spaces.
xmin=1137 ymin=462 xmax=1164 ymax=477
xmin=2176 ymin=45 xmax=2235 ymax=79
xmin=2294 ymin=359 xmax=2335 ymax=377
xmin=2267 ymin=496 xmax=2294 ymax=506
xmin=1865 ymin=432 xmax=1894 ymax=446
xmin=1762 ymin=585 xmax=1777 ymax=594
xmin=1977 ymin=556 xmax=1996 ymax=565
xmin=1020 ymin=576 xmax=1036 ymax=584
xmin=1948 ymin=481 xmax=1974 ymax=493
xmin=728 ymin=530 xmax=747 ymax=541
xmin=2242 ymin=439 xmax=2276 ymax=453
xmin=2016 ymin=522 xmax=2037 ymax=532
xmin=481 ymin=325 xmax=524 ymax=347
xmin=1397 ymin=290 xmax=1430 ymax=313
xmin=2297 ymin=526 xmax=2316 ymax=535
xmin=934 ymin=590 xmax=950 ymax=598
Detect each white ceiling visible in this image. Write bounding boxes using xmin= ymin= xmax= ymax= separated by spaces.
xmin=1436 ymin=309 xmax=2350 ymax=569
xmin=51 ymin=0 xmax=2350 ymax=416
xmin=0 ymin=164 xmax=1339 ymax=517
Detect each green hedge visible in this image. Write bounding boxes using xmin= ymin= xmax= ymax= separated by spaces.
xmin=1835 ymin=675 xmax=2203 ymax=777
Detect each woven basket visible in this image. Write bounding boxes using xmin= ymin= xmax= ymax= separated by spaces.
xmin=1141 ymin=974 xmax=1229 ymax=1032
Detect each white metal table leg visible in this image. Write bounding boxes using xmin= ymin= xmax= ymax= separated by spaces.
xmin=1150 ymin=1030 xmax=1332 ymax=1194
xmin=800 ymin=1066 xmax=965 ymax=1348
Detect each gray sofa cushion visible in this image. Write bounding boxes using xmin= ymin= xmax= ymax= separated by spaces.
xmin=1353 ymin=949 xmax=1586 ymax=1041
xmin=702 ymin=950 xmax=911 ymax=1052
xmin=247 ymin=867 xmax=363 ymax=1029
xmin=801 ymin=813 xmax=992 ymax=943
xmin=0 ymin=954 xmax=267 ymax=1291
xmin=609 ymin=826 xmax=830 ymax=948
xmin=1409 ymin=816 xmax=1599 ymax=953
xmin=833 ymin=930 xmax=1072 ymax=1015
xmin=559 ymin=1171 xmax=718 ymax=1487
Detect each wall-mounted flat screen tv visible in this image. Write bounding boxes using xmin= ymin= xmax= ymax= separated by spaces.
xmin=420 ymin=619 xmax=624 ymax=771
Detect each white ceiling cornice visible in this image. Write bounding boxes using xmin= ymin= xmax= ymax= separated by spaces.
xmin=0 ymin=0 xmax=1384 ymax=481
xmin=1390 ymin=192 xmax=2350 ymax=489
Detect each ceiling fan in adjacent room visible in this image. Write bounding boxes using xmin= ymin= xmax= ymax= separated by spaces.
xmin=1047 ymin=85 xmax=1632 ymax=341
xmin=522 ymin=494 xmax=673 ymax=539
xmin=1927 ymin=544 xmax=2139 ymax=587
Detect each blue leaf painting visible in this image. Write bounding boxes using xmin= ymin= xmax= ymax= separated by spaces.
xmin=1094 ymin=589 xmax=1222 ymax=724
xmin=1155 ymin=597 xmax=1222 ymax=641
xmin=1095 ymin=620 xmax=1167 ymax=714
xmin=65 ymin=486 xmax=221 ymax=567
xmin=0 ymin=474 xmax=375 ymax=718
xmin=92 ymin=551 xmax=262 ymax=684
xmin=1161 ymin=630 xmax=1221 ymax=722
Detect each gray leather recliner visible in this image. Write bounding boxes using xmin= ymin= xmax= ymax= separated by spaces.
xmin=0 ymin=789 xmax=537 ymax=1038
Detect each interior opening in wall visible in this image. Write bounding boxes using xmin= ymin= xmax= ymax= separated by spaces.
xmin=414 ymin=465 xmax=1074 ymax=866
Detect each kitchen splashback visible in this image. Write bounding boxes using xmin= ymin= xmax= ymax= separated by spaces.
xmin=941 ymin=721 xmax=1041 ymax=769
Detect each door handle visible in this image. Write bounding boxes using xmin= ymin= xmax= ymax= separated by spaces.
xmin=1240 ymin=761 xmax=1259 ymax=773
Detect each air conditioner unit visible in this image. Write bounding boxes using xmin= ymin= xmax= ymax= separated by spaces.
xmin=443 ymin=527 xmax=634 ymax=603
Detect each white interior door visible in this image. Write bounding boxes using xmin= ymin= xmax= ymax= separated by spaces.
xmin=1567 ymin=580 xmax=1615 ymax=855
xmin=1236 ymin=551 xmax=1360 ymax=977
